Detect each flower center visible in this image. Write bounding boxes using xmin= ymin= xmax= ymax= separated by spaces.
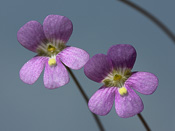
xmin=102 ymin=68 xmax=131 ymax=88
xmin=47 ymin=45 xmax=56 ymax=53
xmin=36 ymin=41 xmax=66 ymax=57
xmin=113 ymin=74 xmax=122 ymax=81
xmin=36 ymin=41 xmax=66 ymax=67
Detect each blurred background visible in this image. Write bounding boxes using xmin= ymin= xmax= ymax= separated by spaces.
xmin=1 ymin=0 xmax=175 ymax=130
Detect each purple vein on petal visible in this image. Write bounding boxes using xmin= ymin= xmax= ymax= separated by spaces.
xmin=59 ymin=46 xmax=89 ymax=70
xmin=88 ymin=86 xmax=116 ymax=116
xmin=107 ymin=44 xmax=137 ymax=69
xmin=84 ymin=54 xmax=113 ymax=83
xmin=43 ymin=15 xmax=73 ymax=43
xmin=44 ymin=58 xmax=69 ymax=89
xmin=115 ymin=84 xmax=144 ymax=118
xmin=125 ymin=72 xmax=158 ymax=95
xmin=17 ymin=21 xmax=47 ymax=52
xmin=20 ymin=56 xmax=48 ymax=84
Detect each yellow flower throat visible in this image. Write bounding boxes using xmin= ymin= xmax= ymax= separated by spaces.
xmin=37 ymin=42 xmax=66 ymax=67
xmin=102 ymin=69 xmax=131 ymax=96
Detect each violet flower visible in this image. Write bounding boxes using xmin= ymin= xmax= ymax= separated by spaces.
xmin=17 ymin=15 xmax=89 ymax=89
xmin=84 ymin=44 xmax=158 ymax=118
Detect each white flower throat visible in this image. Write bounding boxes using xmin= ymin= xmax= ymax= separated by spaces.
xmin=102 ymin=68 xmax=131 ymax=96
xmin=36 ymin=41 xmax=66 ymax=66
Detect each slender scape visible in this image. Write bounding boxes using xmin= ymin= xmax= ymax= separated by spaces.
xmin=66 ymin=67 xmax=105 ymax=131
xmin=118 ymin=1 xmax=160 ymax=130
xmin=138 ymin=113 xmax=151 ymax=131
xmin=118 ymin=0 xmax=175 ymax=43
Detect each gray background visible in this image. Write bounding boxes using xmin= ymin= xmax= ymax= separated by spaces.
xmin=1 ymin=0 xmax=175 ymax=131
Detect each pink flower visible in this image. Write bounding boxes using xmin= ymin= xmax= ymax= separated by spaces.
xmin=17 ymin=15 xmax=89 ymax=89
xmin=84 ymin=44 xmax=158 ymax=118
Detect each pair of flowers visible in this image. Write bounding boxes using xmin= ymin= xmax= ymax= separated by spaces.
xmin=17 ymin=15 xmax=158 ymax=118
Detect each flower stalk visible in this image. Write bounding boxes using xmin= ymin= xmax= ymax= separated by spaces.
xmin=137 ymin=113 xmax=151 ymax=131
xmin=118 ymin=0 xmax=175 ymax=44
xmin=66 ymin=67 xmax=105 ymax=131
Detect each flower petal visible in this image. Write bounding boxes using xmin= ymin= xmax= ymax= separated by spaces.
xmin=58 ymin=47 xmax=89 ymax=70
xmin=115 ymin=85 xmax=144 ymax=118
xmin=125 ymin=72 xmax=158 ymax=95
xmin=88 ymin=86 xmax=116 ymax=116
xmin=107 ymin=44 xmax=137 ymax=69
xmin=43 ymin=58 xmax=69 ymax=89
xmin=17 ymin=21 xmax=47 ymax=52
xmin=84 ymin=54 xmax=113 ymax=83
xmin=20 ymin=56 xmax=48 ymax=84
xmin=43 ymin=15 xmax=73 ymax=43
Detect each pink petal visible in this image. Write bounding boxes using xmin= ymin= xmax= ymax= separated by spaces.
xmin=43 ymin=15 xmax=73 ymax=43
xmin=44 ymin=58 xmax=69 ymax=89
xmin=59 ymin=47 xmax=89 ymax=70
xmin=20 ymin=56 xmax=48 ymax=84
xmin=125 ymin=72 xmax=158 ymax=95
xmin=115 ymin=85 xmax=144 ymax=118
xmin=17 ymin=21 xmax=47 ymax=52
xmin=88 ymin=86 xmax=116 ymax=116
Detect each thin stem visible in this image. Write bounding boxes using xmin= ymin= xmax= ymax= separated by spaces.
xmin=118 ymin=0 xmax=163 ymax=130
xmin=137 ymin=113 xmax=151 ymax=131
xmin=118 ymin=0 xmax=175 ymax=43
xmin=66 ymin=67 xmax=105 ymax=131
